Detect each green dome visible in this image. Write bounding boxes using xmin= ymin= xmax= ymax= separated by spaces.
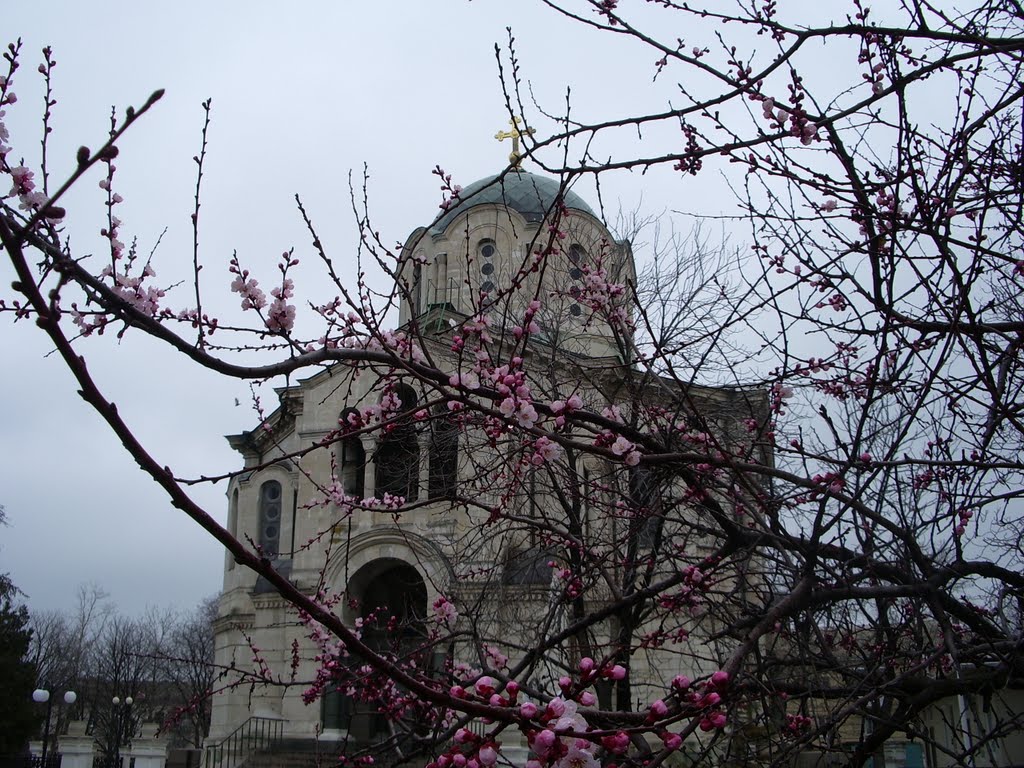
xmin=431 ymin=172 xmax=596 ymax=234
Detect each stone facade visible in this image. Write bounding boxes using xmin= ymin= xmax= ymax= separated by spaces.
xmin=207 ymin=170 xmax=762 ymax=755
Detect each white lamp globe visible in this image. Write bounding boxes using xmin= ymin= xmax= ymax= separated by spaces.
xmin=32 ymin=689 xmax=50 ymax=703
xmin=64 ymin=691 xmax=77 ymax=705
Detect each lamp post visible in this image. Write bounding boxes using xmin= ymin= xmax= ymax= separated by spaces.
xmin=31 ymin=688 xmax=77 ymax=766
xmin=110 ymin=696 xmax=133 ymax=768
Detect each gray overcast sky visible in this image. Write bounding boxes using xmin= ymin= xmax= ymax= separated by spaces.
xmin=1 ymin=1 xmax=737 ymax=615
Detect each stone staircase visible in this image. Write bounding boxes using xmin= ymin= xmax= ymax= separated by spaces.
xmin=239 ymin=739 xmax=407 ymax=768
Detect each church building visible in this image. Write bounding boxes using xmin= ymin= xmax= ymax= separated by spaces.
xmin=206 ymin=130 xmax=762 ymax=763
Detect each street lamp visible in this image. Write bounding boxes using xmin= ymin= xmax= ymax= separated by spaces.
xmin=31 ymin=688 xmax=77 ymax=766
xmin=110 ymin=696 xmax=134 ymax=768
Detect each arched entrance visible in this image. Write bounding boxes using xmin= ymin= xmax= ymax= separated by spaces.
xmin=355 ymin=559 xmax=428 ymax=645
xmin=322 ymin=559 xmax=429 ymax=742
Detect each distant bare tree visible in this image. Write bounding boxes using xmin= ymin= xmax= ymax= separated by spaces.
xmin=156 ymin=597 xmax=216 ymax=748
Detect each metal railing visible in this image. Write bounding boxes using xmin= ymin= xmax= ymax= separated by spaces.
xmin=203 ymin=717 xmax=284 ymax=768
xmin=0 ymin=756 xmax=61 ymax=768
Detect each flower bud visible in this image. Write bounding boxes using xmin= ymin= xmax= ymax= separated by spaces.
xmin=661 ymin=732 xmax=683 ymax=750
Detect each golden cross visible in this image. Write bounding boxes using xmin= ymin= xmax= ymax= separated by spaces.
xmin=494 ymin=117 xmax=535 ymax=170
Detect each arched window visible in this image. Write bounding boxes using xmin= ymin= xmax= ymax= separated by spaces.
xmin=628 ymin=466 xmax=663 ymax=548
xmin=431 ymin=252 xmax=450 ymax=308
xmin=412 ymin=259 xmax=423 ymax=316
xmin=338 ymin=408 xmax=366 ymax=498
xmin=568 ymin=244 xmax=586 ymax=318
xmin=226 ymin=488 xmax=239 ymax=571
xmin=375 ymin=384 xmax=419 ymax=502
xmin=259 ymin=480 xmax=282 ymax=557
xmin=428 ymin=411 xmax=459 ymax=499
xmin=322 ymin=685 xmax=353 ymax=732
xmin=477 ymin=239 xmax=498 ymax=303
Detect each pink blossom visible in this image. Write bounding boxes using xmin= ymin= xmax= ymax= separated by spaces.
xmin=478 ymin=746 xmax=498 ymax=767
xmin=661 ymin=732 xmax=683 ymax=750
xmin=533 ymin=436 xmax=564 ymax=465
xmin=711 ymin=670 xmax=730 ymax=688
xmin=649 ymin=699 xmax=669 ymax=718
xmin=602 ymin=405 xmax=624 ymax=423
xmin=609 ymin=665 xmax=626 ymax=680
xmin=271 ymin=277 xmax=294 ymax=300
xmin=484 ymin=645 xmax=508 ymax=671
xmin=548 ymin=700 xmax=589 ymax=737
xmin=601 ymin=731 xmax=630 ymax=754
xmin=230 ymin=275 xmax=267 ymax=311
xmin=8 ymin=165 xmax=34 ymax=196
xmin=610 ymin=436 xmax=634 ymax=457
xmin=553 ymin=742 xmax=598 ymax=768
xmin=266 ymin=297 xmax=296 ymax=333
xmin=578 ymin=691 xmax=596 ymax=706
xmin=532 ymin=729 xmax=556 ymax=756
xmin=520 ymin=701 xmax=538 ymax=719
xmin=432 ymin=595 xmax=458 ymax=628
xmin=449 ymin=372 xmax=480 ymax=390
xmin=516 ymin=402 xmax=538 ymax=429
